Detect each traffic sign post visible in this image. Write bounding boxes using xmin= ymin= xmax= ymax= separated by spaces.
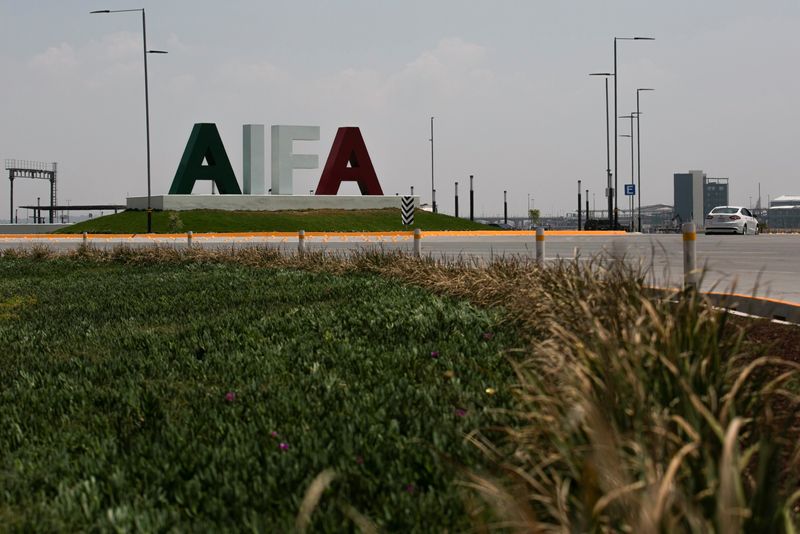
xmin=401 ymin=196 xmax=415 ymax=226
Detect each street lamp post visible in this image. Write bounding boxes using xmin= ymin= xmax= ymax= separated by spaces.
xmin=503 ymin=190 xmax=508 ymax=224
xmin=585 ymin=189 xmax=589 ymax=225
xmin=590 ymin=72 xmax=613 ymax=227
xmin=613 ymin=36 xmax=654 ymax=228
xmin=469 ymin=175 xmax=474 ymax=221
xmin=91 ymin=8 xmax=166 ymax=234
xmin=577 ymin=180 xmax=582 ymax=230
xmin=620 ymin=113 xmax=636 ymax=230
xmin=430 ymin=117 xmax=436 ymax=213
xmin=454 ymin=181 xmax=459 ymax=217
xmin=636 ymin=88 xmax=654 ymax=232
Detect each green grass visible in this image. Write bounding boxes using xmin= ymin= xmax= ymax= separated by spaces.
xmin=0 ymin=256 xmax=515 ymax=531
xmin=56 ymin=209 xmax=492 ymax=234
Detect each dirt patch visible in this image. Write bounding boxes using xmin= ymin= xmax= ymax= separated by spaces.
xmin=742 ymin=317 xmax=800 ymax=363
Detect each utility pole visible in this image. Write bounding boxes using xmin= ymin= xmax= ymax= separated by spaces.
xmin=578 ymin=180 xmax=582 ymax=230
xmin=503 ymin=190 xmax=508 ymax=224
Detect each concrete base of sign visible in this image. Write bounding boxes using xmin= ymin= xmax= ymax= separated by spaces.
xmin=126 ymin=195 xmax=420 ymax=212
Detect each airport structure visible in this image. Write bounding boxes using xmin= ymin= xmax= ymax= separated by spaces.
xmin=768 ymin=195 xmax=800 ymax=229
xmin=5 ymin=160 xmax=57 ymax=223
xmin=673 ymin=170 xmax=729 ymax=227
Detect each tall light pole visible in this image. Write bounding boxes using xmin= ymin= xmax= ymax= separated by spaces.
xmin=620 ymin=113 xmax=635 ymax=230
xmin=91 ymin=8 xmax=167 ymax=234
xmin=590 ymin=72 xmax=613 ymax=226
xmin=614 ymin=36 xmax=654 ymax=228
xmin=636 ymin=88 xmax=654 ymax=232
xmin=430 ymin=117 xmax=436 ymax=213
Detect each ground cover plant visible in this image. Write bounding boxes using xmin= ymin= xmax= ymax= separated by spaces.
xmin=1 ymin=245 xmax=799 ymax=532
xmin=0 ymin=250 xmax=517 ymax=531
xmin=56 ymin=208 xmax=491 ymax=234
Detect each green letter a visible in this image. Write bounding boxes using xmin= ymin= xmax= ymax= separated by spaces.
xmin=169 ymin=123 xmax=242 ymax=194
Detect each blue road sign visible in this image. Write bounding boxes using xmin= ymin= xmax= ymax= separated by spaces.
xmin=624 ymin=184 xmax=636 ymax=196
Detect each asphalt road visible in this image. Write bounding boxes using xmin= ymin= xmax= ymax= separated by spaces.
xmin=1 ymin=233 xmax=798 ymax=303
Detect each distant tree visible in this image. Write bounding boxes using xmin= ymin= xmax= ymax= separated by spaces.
xmin=528 ymin=209 xmax=541 ymax=225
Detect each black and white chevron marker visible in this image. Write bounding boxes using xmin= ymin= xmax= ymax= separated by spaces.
xmin=401 ymin=196 xmax=415 ymax=226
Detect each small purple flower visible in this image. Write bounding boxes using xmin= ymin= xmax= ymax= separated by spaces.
xmin=225 ymin=391 xmax=236 ymax=402
xmin=278 ymin=442 xmax=289 ymax=451
xmin=405 ymin=483 xmax=415 ymax=494
xmin=430 ymin=351 xmax=439 ymax=359
xmin=482 ymin=332 xmax=494 ymax=341
xmin=270 ymin=431 xmax=279 ymax=438
xmin=455 ymin=408 xmax=467 ymax=418
xmin=355 ymin=455 xmax=364 ymax=465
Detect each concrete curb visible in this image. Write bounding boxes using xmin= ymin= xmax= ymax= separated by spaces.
xmin=0 ymin=230 xmax=627 ymax=240
xmin=649 ymin=287 xmax=800 ymax=324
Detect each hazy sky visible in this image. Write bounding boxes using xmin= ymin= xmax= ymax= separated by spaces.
xmin=1 ymin=0 xmax=798 ymax=220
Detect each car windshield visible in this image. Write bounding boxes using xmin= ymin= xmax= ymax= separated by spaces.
xmin=711 ymin=207 xmax=739 ymax=214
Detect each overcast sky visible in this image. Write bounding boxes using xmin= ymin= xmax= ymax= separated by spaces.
xmin=1 ymin=0 xmax=798 ymax=220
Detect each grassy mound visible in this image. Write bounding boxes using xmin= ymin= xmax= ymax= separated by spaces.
xmin=56 ymin=209 xmax=491 ymax=234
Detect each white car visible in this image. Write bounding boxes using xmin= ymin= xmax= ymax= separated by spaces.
xmin=705 ymin=206 xmax=759 ymax=235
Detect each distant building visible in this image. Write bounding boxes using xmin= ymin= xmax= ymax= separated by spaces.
xmin=673 ymin=170 xmax=729 ymax=227
xmin=768 ymin=195 xmax=800 ymax=229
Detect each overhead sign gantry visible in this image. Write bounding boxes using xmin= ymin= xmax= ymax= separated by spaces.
xmin=5 ymin=159 xmax=57 ymax=223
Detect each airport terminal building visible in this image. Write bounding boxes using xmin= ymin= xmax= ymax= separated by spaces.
xmin=768 ymin=195 xmax=800 ymax=229
xmin=673 ymin=170 xmax=729 ymax=227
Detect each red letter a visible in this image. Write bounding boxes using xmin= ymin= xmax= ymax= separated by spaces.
xmin=315 ymin=127 xmax=384 ymax=195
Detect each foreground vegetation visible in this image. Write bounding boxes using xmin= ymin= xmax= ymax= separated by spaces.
xmin=56 ymin=208 xmax=490 ymax=234
xmin=0 ymin=251 xmax=514 ymax=531
xmin=1 ymin=245 xmax=799 ymax=532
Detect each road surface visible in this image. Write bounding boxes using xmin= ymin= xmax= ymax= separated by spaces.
xmin=1 ymin=232 xmax=798 ymax=303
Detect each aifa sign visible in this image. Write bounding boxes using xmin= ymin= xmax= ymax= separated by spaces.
xmin=168 ymin=124 xmax=384 ymax=196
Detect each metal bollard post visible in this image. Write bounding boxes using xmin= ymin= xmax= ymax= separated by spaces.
xmin=298 ymin=229 xmax=306 ymax=254
xmin=535 ymin=227 xmax=545 ymax=264
xmin=682 ymin=222 xmax=697 ymax=289
xmin=82 ymin=232 xmax=88 ymax=246
xmin=413 ymin=228 xmax=422 ymax=258
xmin=187 ymin=231 xmax=193 ymax=248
